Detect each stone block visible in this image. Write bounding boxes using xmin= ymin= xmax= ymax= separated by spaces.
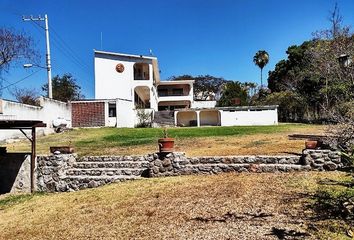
xmin=162 ymin=159 xmax=171 ymax=167
xmin=323 ymin=161 xmax=337 ymax=171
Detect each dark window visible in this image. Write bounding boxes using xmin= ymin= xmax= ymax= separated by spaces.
xmin=172 ymin=88 xmax=183 ymax=96
xmin=158 ymin=89 xmax=168 ymax=96
xmin=109 ymin=103 xmax=116 ymax=117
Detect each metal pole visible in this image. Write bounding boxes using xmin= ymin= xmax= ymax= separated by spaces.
xmin=44 ymin=14 xmax=52 ymax=99
xmin=22 ymin=14 xmax=52 ymax=99
xmin=31 ymin=127 xmax=36 ymax=193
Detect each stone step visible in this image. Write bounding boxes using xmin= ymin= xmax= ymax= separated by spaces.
xmin=61 ymin=175 xmax=141 ymax=190
xmin=187 ymin=156 xmax=301 ymax=165
xmin=66 ymin=168 xmax=147 ymax=177
xmin=76 ymin=156 xmax=149 ymax=162
xmin=73 ymin=161 xmax=149 ymax=169
xmin=181 ymin=163 xmax=311 ymax=173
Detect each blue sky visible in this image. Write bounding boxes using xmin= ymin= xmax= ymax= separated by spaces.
xmin=1 ymin=0 xmax=353 ymax=100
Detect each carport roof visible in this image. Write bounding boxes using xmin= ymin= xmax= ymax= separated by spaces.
xmin=0 ymin=120 xmax=46 ymax=129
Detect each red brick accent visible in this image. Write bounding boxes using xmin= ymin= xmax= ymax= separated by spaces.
xmin=71 ymin=102 xmax=105 ymax=127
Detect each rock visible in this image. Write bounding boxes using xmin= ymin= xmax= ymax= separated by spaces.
xmin=162 ymin=159 xmax=171 ymax=167
xmin=323 ymin=161 xmax=337 ymax=171
xmin=88 ymin=180 xmax=98 ymax=188
xmin=314 ymin=158 xmax=325 ymax=164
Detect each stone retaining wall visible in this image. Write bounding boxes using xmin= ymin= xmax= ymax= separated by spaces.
xmin=302 ymin=149 xmax=342 ymax=171
xmin=34 ymin=149 xmax=343 ymax=192
xmin=147 ymin=153 xmax=309 ymax=177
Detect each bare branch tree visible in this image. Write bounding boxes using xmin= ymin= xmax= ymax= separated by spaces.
xmin=0 ymin=28 xmax=38 ymax=73
xmin=12 ymin=87 xmax=40 ymax=106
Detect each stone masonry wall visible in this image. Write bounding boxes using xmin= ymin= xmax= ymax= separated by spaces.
xmin=302 ymin=149 xmax=342 ymax=171
xmin=35 ymin=149 xmax=344 ymax=192
xmin=148 ymin=153 xmax=311 ymax=177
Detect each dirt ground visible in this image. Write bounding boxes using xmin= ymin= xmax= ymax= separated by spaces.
xmin=0 ymin=171 xmax=350 ymax=239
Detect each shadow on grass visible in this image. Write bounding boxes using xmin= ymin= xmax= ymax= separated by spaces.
xmin=267 ymin=227 xmax=310 ymax=239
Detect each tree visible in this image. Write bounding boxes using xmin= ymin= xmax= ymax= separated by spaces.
xmin=12 ymin=87 xmax=40 ymax=106
xmin=217 ymin=81 xmax=249 ymax=107
xmin=42 ymin=74 xmax=84 ymax=102
xmin=169 ymin=74 xmax=229 ymax=100
xmin=253 ymin=50 xmax=269 ymax=87
xmin=0 ymin=28 xmax=38 ymax=73
xmin=306 ymin=4 xmax=354 ymax=117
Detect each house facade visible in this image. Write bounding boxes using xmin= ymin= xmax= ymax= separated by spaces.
xmin=70 ymin=50 xmax=278 ymax=128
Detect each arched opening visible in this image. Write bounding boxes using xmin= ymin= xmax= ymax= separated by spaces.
xmin=134 ymin=63 xmax=150 ymax=80
xmin=200 ymin=110 xmax=221 ymax=126
xmin=176 ymin=111 xmax=197 ymax=127
xmin=134 ymin=86 xmax=150 ymax=108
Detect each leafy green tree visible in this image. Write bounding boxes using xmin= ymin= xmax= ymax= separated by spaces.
xmin=42 ymin=74 xmax=84 ymax=102
xmin=217 ymin=81 xmax=249 ymax=107
xmin=253 ymin=50 xmax=269 ymax=87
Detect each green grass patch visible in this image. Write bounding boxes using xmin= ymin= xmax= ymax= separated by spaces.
xmin=0 ymin=193 xmax=46 ymax=210
xmin=79 ymin=124 xmax=310 ymax=147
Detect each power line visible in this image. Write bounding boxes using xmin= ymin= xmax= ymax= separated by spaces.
xmin=51 ymin=25 xmax=91 ymax=70
xmin=0 ymin=69 xmax=42 ymax=91
xmin=29 ymin=20 xmax=93 ymax=85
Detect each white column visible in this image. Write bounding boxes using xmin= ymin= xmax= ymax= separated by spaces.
xmin=104 ymin=101 xmax=109 ymax=126
xmin=196 ymin=111 xmax=200 ymax=127
xmin=174 ymin=111 xmax=178 ymax=126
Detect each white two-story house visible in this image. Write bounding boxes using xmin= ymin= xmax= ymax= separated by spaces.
xmin=70 ymin=50 xmax=278 ymax=128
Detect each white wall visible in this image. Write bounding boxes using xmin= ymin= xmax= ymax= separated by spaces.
xmin=220 ymin=109 xmax=278 ymax=126
xmin=0 ymin=97 xmax=71 ymax=141
xmin=116 ymin=99 xmax=135 ymax=128
xmin=192 ymin=101 xmax=217 ymax=109
xmin=94 ymin=53 xmax=155 ymax=105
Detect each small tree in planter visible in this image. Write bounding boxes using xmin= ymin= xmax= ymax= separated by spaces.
xmin=136 ymin=105 xmax=152 ymax=128
xmin=158 ymin=127 xmax=175 ymax=153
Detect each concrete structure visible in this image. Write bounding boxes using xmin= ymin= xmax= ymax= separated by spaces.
xmin=0 ymin=97 xmax=71 ymax=141
xmin=71 ymin=50 xmax=278 ymax=128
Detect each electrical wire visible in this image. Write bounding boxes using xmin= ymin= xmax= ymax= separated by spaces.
xmin=29 ymin=20 xmax=93 ymax=86
xmin=0 ymin=69 xmax=42 ymax=91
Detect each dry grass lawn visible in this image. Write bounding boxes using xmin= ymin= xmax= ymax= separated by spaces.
xmin=4 ymin=124 xmax=325 ymax=156
xmin=0 ymin=171 xmax=351 ymax=240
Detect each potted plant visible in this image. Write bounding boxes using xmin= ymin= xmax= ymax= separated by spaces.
xmin=50 ymin=141 xmax=75 ymax=154
xmin=305 ymin=139 xmax=318 ymax=149
xmin=158 ymin=128 xmax=175 ymax=153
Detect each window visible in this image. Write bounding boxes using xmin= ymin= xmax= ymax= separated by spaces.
xmin=158 ymin=89 xmax=168 ymax=96
xmin=172 ymin=88 xmax=183 ymax=96
xmin=109 ymin=103 xmax=116 ymax=117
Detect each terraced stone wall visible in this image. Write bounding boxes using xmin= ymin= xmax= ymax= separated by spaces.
xmin=35 ymin=149 xmax=343 ymax=192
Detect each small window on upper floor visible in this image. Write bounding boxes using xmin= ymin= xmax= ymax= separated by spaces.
xmin=109 ymin=103 xmax=116 ymax=117
xmin=134 ymin=63 xmax=150 ymax=80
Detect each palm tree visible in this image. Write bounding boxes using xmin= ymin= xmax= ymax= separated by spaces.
xmin=253 ymin=50 xmax=269 ymax=87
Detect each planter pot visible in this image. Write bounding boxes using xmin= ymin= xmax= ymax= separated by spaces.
xmin=50 ymin=146 xmax=74 ymax=154
xmin=158 ymin=138 xmax=175 ymax=153
xmin=305 ymin=140 xmax=318 ymax=149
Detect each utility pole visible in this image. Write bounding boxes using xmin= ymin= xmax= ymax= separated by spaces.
xmin=23 ymin=14 xmax=53 ymax=99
